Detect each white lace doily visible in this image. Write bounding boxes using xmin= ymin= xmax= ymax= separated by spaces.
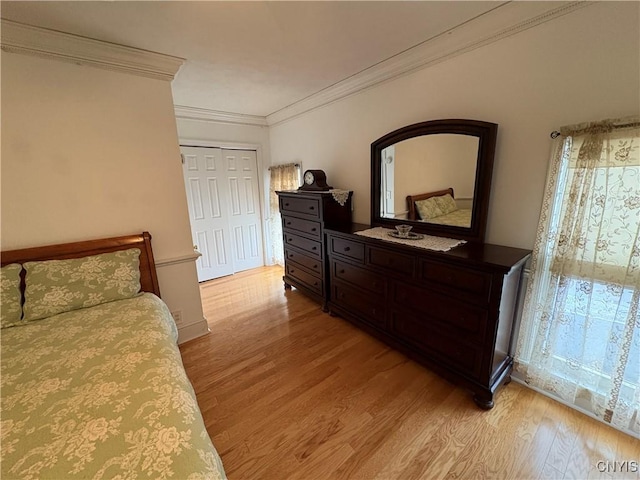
xmin=329 ymin=189 xmax=351 ymax=206
xmin=355 ymin=227 xmax=466 ymax=252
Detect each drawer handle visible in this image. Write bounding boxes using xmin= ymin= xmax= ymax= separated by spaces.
xmin=344 ymin=246 xmax=351 ymax=252
xmin=312 ymin=246 xmax=317 ymax=251
xmin=309 ymin=206 xmax=315 ymax=210
xmin=285 ymin=203 xmax=290 ymax=207
xmin=286 ymin=221 xmax=292 ymax=225
xmin=311 ymin=227 xmax=317 ymax=232
xmin=314 ymin=281 xmax=319 ymax=286
xmin=313 ymin=264 xmax=319 ymax=269
xmin=290 ymin=268 xmax=295 ymax=273
xmin=339 ymin=269 xmax=345 ymax=274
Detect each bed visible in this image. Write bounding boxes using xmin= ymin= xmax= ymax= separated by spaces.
xmin=1 ymin=232 xmax=226 ymax=480
xmin=406 ymin=188 xmax=472 ymax=227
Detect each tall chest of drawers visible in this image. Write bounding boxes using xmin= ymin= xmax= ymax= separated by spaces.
xmin=277 ymin=190 xmax=352 ymax=310
xmin=325 ymin=224 xmax=531 ymax=408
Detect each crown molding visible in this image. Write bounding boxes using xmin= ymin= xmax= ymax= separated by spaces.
xmin=0 ymin=19 xmax=184 ymax=81
xmin=174 ymin=105 xmax=268 ymax=127
xmin=267 ymin=1 xmax=591 ymax=126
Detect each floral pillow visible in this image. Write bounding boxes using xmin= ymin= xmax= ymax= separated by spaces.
xmin=433 ymin=194 xmax=458 ymax=215
xmin=23 ymin=248 xmax=141 ymax=322
xmin=1 ymin=263 xmax=23 ymax=328
xmin=415 ymin=197 xmax=444 ymax=220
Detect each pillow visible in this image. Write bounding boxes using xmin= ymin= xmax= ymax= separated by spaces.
xmin=1 ymin=263 xmax=23 ymax=328
xmin=23 ymin=248 xmax=141 ymax=322
xmin=415 ymin=197 xmax=444 ymax=220
xmin=433 ymin=194 xmax=458 ymax=215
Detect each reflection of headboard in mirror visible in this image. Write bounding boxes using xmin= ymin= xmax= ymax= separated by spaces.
xmin=406 ymin=188 xmax=454 ymax=221
xmin=371 ymin=119 xmax=497 ymax=243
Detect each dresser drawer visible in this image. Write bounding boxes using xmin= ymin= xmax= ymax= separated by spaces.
xmin=391 ymin=310 xmax=483 ymax=377
xmin=279 ymin=196 xmax=321 ymax=218
xmin=331 ymin=260 xmax=385 ymax=295
xmin=332 ymin=282 xmax=386 ymax=328
xmin=420 ymin=260 xmax=492 ymax=302
xmin=285 ymin=249 xmax=323 ymax=275
xmin=282 ymin=215 xmax=321 ymax=239
xmin=329 ymin=236 xmax=365 ymax=262
xmin=286 ymin=263 xmax=323 ymax=296
xmin=285 ymin=233 xmax=322 ymax=259
xmin=368 ymin=247 xmax=414 ymax=276
xmin=392 ymin=282 xmax=487 ymax=339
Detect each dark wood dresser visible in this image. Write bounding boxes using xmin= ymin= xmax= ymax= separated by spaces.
xmin=325 ymin=223 xmax=531 ymax=408
xmin=277 ymin=190 xmax=352 ymax=310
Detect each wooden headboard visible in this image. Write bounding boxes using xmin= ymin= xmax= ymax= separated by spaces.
xmin=1 ymin=232 xmax=161 ymax=297
xmin=406 ymin=188 xmax=455 ymax=221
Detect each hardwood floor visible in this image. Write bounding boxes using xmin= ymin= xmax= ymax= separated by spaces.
xmin=180 ymin=266 xmax=639 ymax=480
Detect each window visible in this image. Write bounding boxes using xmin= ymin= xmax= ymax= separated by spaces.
xmin=268 ymin=163 xmax=301 ymax=265
xmin=515 ymin=118 xmax=640 ymax=435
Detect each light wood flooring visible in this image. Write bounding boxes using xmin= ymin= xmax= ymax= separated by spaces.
xmin=179 ymin=266 xmax=639 ymax=480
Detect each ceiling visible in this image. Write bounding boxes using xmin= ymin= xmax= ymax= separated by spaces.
xmin=2 ymin=1 xmax=507 ymax=117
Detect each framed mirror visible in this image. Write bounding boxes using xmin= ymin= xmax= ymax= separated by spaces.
xmin=371 ymin=119 xmax=498 ymax=243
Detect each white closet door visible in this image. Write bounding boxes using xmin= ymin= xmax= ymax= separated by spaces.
xmin=181 ymin=146 xmax=264 ymax=282
xmin=182 ymin=146 xmax=234 ymax=281
xmin=221 ymin=149 xmax=264 ymax=273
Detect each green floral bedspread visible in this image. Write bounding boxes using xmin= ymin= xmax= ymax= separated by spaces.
xmin=1 ymin=293 xmax=226 ymax=480
xmin=425 ymin=208 xmax=472 ymax=227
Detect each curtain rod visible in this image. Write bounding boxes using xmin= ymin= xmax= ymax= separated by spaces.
xmin=550 ymin=121 xmax=640 ymax=139
xmin=268 ymin=163 xmax=300 ymax=170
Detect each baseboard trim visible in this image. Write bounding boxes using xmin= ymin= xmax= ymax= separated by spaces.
xmin=177 ymin=319 xmax=210 ymax=344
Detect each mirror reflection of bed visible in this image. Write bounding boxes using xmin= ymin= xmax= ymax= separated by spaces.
xmin=379 ymin=133 xmax=478 ymax=229
xmin=406 ymin=187 xmax=472 ymax=227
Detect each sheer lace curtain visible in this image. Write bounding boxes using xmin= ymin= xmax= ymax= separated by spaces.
xmin=268 ymin=164 xmax=300 ymax=265
xmin=515 ymin=117 xmax=640 ymax=436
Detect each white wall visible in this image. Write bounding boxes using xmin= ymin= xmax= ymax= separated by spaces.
xmin=1 ymin=52 xmax=207 ymax=343
xmin=268 ymin=2 xmax=640 ymax=249
xmin=175 ymin=117 xmax=274 ymax=264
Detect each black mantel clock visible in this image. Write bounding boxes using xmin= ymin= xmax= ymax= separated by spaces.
xmin=298 ymin=169 xmax=332 ymax=191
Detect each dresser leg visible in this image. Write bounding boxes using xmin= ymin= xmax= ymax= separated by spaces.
xmin=473 ymin=392 xmax=495 ymax=410
xmin=504 ymin=375 xmax=512 ymax=385
xmin=284 ymin=282 xmax=292 ymax=290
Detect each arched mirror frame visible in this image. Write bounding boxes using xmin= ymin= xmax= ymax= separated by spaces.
xmin=371 ymin=119 xmax=498 ymax=243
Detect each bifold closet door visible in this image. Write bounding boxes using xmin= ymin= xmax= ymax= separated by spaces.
xmin=221 ymin=149 xmax=264 ymax=273
xmin=181 ymin=146 xmax=264 ymax=282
